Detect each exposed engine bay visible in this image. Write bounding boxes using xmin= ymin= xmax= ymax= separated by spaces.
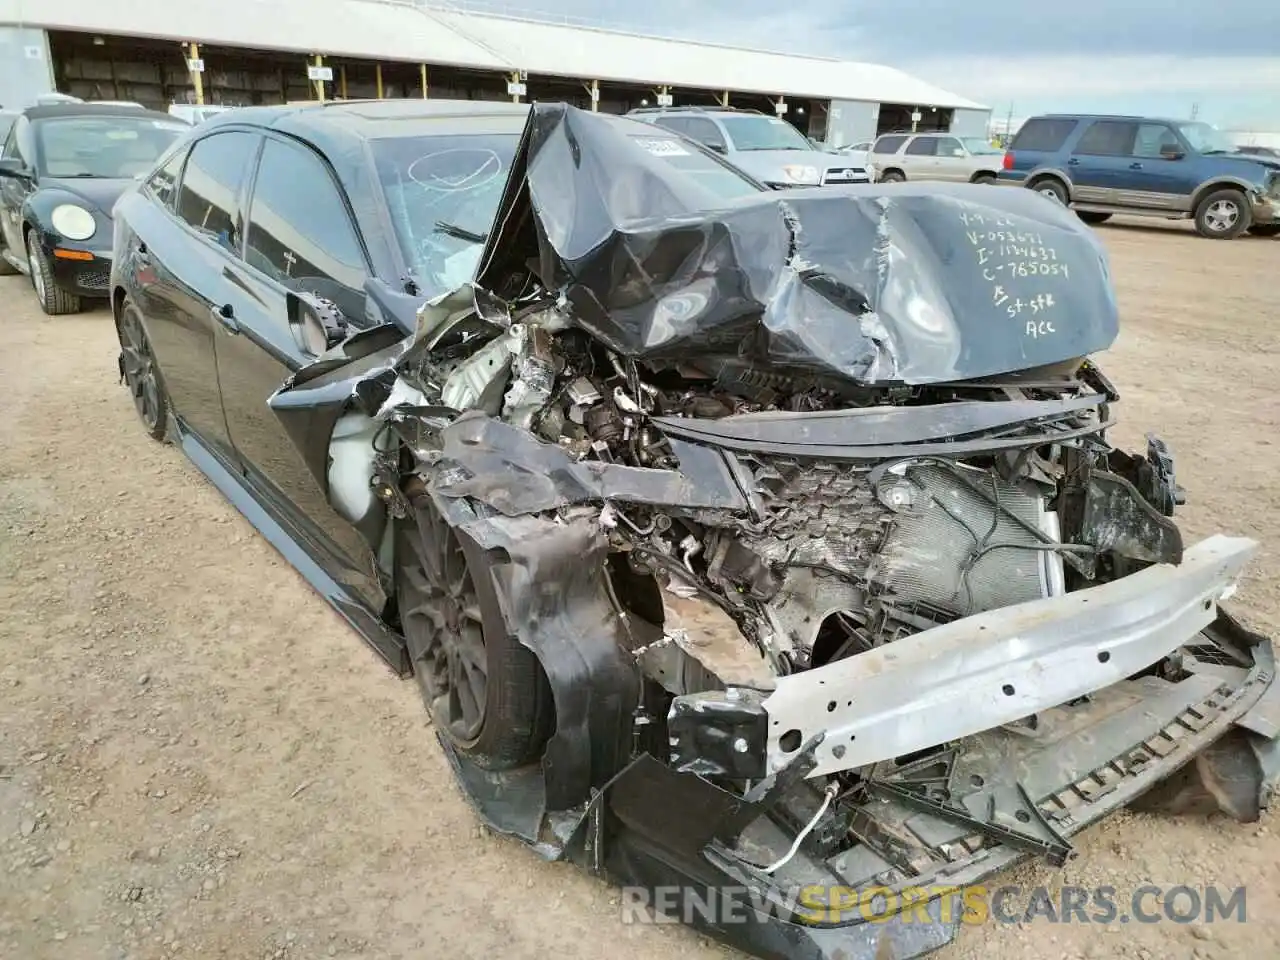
xmin=271 ymin=104 xmax=1278 ymax=960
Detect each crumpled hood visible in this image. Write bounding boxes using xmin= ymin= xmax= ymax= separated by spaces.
xmin=40 ymin=177 xmax=133 ymax=219
xmin=476 ymin=103 xmax=1120 ymax=386
xmin=1221 ymin=152 xmax=1280 ymax=173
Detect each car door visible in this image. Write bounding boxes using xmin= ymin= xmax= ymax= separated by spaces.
xmin=0 ymin=118 xmax=35 ymax=258
xmin=213 ymin=133 xmax=384 ymax=609
xmin=900 ymin=136 xmax=938 ymax=179
xmin=1067 ymin=120 xmax=1138 ymax=203
xmin=930 ymin=136 xmax=968 ymax=181
xmin=1124 ymin=122 xmax=1197 ymax=211
xmin=132 ymin=130 xmax=262 ymax=466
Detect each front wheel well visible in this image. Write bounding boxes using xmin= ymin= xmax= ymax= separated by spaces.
xmin=1190 ymin=181 xmax=1248 ymax=213
xmin=112 ymin=286 xmax=128 ymax=324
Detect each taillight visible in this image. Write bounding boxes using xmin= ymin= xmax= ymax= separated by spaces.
xmin=1002 ymin=151 xmax=1015 ymax=170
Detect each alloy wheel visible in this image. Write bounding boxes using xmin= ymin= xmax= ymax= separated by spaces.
xmin=1203 ymin=199 xmax=1239 ymax=234
xmin=400 ymin=505 xmax=489 ymax=744
xmin=118 ymin=305 xmax=163 ymax=433
xmin=26 ymin=233 xmax=46 ymax=304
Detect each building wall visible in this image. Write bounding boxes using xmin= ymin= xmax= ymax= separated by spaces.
xmin=0 ymin=27 xmax=55 ymax=109
xmin=825 ymin=99 xmax=878 ymax=148
xmin=1228 ymin=130 xmax=1280 ymax=150
xmin=949 ymin=108 xmax=992 ymax=139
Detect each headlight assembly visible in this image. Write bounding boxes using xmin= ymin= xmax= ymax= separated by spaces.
xmin=50 ymin=204 xmax=96 ymax=242
xmin=781 ymin=165 xmax=821 ymax=186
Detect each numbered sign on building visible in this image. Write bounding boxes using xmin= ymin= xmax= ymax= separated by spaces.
xmin=307 ymin=65 xmax=334 ymax=82
xmin=507 ymin=81 xmax=527 ymax=96
xmin=655 ymin=93 xmax=673 ymax=107
xmin=187 ymin=58 xmax=205 ymax=73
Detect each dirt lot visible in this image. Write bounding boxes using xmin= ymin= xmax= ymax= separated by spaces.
xmin=1 ymin=220 xmax=1278 ymax=960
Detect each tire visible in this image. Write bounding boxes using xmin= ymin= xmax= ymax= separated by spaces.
xmin=1247 ymin=224 xmax=1280 ymax=238
xmin=26 ymin=230 xmax=81 ymax=315
xmin=116 ymin=297 xmax=169 ymax=441
xmin=1030 ymin=177 xmax=1069 ymax=205
xmin=1193 ymin=188 xmax=1251 ymax=239
xmin=1077 ymin=211 xmax=1112 ymax=225
xmin=971 ymin=173 xmax=997 ymax=185
xmin=398 ymin=489 xmax=553 ymax=770
xmin=879 ymin=169 xmax=905 ymax=183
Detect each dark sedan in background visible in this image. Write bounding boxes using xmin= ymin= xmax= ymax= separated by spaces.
xmin=0 ymin=102 xmax=188 ymax=314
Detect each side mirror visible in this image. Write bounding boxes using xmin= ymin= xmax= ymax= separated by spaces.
xmin=706 ymin=142 xmax=727 ymax=155
xmin=952 ymin=148 xmax=965 ymax=157
xmin=1159 ymin=144 xmax=1185 ymax=160
xmin=289 ymin=294 xmax=348 ymax=356
xmin=0 ymin=157 xmax=31 ymax=180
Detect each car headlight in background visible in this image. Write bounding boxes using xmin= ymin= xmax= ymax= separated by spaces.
xmin=781 ymin=165 xmax=821 ymax=186
xmin=50 ymin=204 xmax=96 ymax=242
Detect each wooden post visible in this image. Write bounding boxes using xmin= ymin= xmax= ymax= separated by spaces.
xmin=187 ymin=42 xmax=204 ymax=105
xmin=586 ymin=78 xmax=599 ymax=112
xmin=720 ymin=90 xmax=730 ymax=107
xmin=312 ymin=54 xmax=326 ymax=102
xmin=375 ymin=63 xmax=384 ymax=98
xmin=339 ymin=64 xmax=348 ymax=100
xmin=510 ymin=71 xmax=522 ymax=103
xmin=420 ymin=63 xmax=428 ymax=99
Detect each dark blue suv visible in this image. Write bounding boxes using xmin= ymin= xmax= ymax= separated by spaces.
xmin=998 ymin=114 xmax=1280 ymax=239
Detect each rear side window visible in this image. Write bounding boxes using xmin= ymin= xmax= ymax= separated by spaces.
xmin=873 ymin=135 xmax=907 ymax=154
xmin=905 ymin=137 xmax=937 ymax=156
xmin=1075 ymin=121 xmax=1137 ymax=157
xmin=1011 ymin=118 xmax=1078 ymax=152
xmin=245 ymin=137 xmax=368 ymax=320
xmin=176 ymin=131 xmax=260 ymax=253
xmin=652 ymin=116 xmax=691 ymax=136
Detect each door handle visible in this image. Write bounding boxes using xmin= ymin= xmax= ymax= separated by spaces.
xmin=211 ymin=304 xmax=240 ymax=335
xmin=1067 ymin=158 xmax=1079 ymax=166
xmin=1130 ymin=162 xmax=1143 ymax=170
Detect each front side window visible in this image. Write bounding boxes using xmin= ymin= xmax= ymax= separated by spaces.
xmin=34 ymin=115 xmax=188 ymax=179
xmin=718 ymin=115 xmax=810 ymax=152
xmin=145 ymin=148 xmax=187 ymax=210
xmin=961 ymin=137 xmax=1003 ymax=155
xmin=373 ymin=132 xmax=519 ymax=297
xmin=176 ymin=130 xmax=260 ymax=253
xmin=245 ymin=137 xmax=369 ymax=320
xmin=682 ymin=118 xmax=728 ymax=151
xmin=1133 ymin=124 xmax=1182 ymax=159
xmin=934 ymin=137 xmax=964 ymax=157
xmin=1074 ymin=121 xmax=1137 ymax=157
xmin=873 ymin=135 xmax=907 ymax=154
xmin=905 ymin=137 xmax=937 ymax=156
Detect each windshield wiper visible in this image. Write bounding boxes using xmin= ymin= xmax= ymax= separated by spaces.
xmin=434 ymin=220 xmax=487 ymax=244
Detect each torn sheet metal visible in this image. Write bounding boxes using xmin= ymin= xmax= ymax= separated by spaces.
xmin=476 ymin=103 xmax=1120 ymax=386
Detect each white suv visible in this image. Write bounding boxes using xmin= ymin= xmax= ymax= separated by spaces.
xmin=870 ymin=132 xmax=1005 ymax=184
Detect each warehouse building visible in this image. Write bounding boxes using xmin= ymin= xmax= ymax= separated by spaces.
xmin=0 ymin=0 xmax=989 ymax=146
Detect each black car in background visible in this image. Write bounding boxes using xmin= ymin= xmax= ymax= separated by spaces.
xmin=0 ymin=103 xmax=188 ymax=314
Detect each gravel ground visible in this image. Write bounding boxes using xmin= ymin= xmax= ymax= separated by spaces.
xmin=1 ymin=219 xmax=1278 ymax=960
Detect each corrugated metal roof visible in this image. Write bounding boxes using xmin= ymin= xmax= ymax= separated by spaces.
xmin=0 ymin=0 xmax=986 ymax=110
xmin=422 ymin=8 xmax=987 ymax=110
xmin=0 ymin=0 xmax=506 ymax=69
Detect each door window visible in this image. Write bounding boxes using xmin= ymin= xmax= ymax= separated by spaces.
xmin=244 ymin=137 xmax=368 ymax=321
xmin=934 ymin=137 xmax=964 ymax=157
xmin=145 ymin=148 xmax=187 ymax=211
xmin=1010 ymin=118 xmax=1077 ymax=152
xmin=176 ymin=131 xmax=260 ymax=253
xmin=2 ymin=119 xmax=29 ymax=165
xmin=652 ymin=116 xmax=691 ymax=136
xmin=905 ymin=137 xmax=937 ymax=156
xmin=1074 ymin=121 xmax=1137 ymax=157
xmin=873 ymin=135 xmax=907 ymax=154
xmin=1132 ymin=124 xmax=1182 ymax=159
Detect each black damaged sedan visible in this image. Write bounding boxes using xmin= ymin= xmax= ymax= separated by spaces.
xmin=0 ymin=102 xmax=187 ymax=314
xmin=109 ymin=99 xmax=1280 ymax=960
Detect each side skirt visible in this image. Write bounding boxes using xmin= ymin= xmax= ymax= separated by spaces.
xmin=177 ymin=424 xmax=410 ymax=675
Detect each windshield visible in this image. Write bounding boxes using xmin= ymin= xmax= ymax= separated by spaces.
xmin=374 ymin=133 xmax=520 ymax=296
xmin=1176 ymin=122 xmax=1237 ymax=154
xmin=628 ymin=134 xmax=763 ymax=202
xmin=35 ymin=115 xmax=188 ymax=178
xmin=718 ymin=115 xmax=812 ymax=152
xmin=961 ymin=137 xmax=1003 ymax=155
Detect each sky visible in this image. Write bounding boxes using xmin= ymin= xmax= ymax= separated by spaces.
xmin=451 ymin=0 xmax=1280 ymax=130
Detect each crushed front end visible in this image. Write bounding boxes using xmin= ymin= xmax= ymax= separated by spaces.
xmin=284 ymin=105 xmax=1280 ymax=960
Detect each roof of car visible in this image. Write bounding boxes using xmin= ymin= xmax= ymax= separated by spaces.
xmin=1035 ymin=113 xmax=1186 ymax=125
xmin=23 ymin=103 xmax=179 ymax=123
xmin=200 ymin=98 xmax=531 ymax=138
